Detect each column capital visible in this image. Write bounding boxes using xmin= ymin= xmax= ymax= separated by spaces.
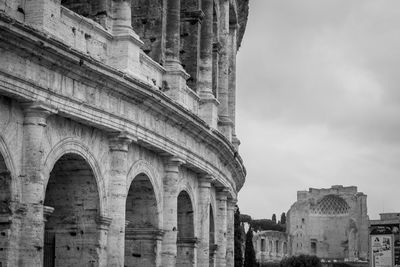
xmin=198 ymin=174 xmax=214 ymax=188
xmin=21 ymin=101 xmax=57 ymax=126
xmin=216 ymin=187 xmax=230 ymax=200
xmin=43 ymin=205 xmax=54 ymax=222
xmin=181 ymin=10 xmax=205 ymax=23
xmin=108 ymin=132 xmax=134 ymax=152
xmin=96 ymin=215 xmax=113 ymax=231
xmin=227 ymin=197 xmax=237 ymax=208
xmin=164 ymin=156 xmax=185 ymax=169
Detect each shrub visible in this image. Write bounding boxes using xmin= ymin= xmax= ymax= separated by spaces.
xmin=280 ymin=254 xmax=322 ymax=267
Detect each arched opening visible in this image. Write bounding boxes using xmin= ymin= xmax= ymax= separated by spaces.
xmin=131 ymin=0 xmax=164 ymax=64
xmin=176 ymin=191 xmax=196 ymax=266
xmin=43 ymin=153 xmax=101 ymax=267
xmin=0 ymin=153 xmax=12 ymax=266
xmin=180 ymin=0 xmax=201 ymax=90
xmin=212 ymin=3 xmax=219 ymax=98
xmin=125 ymin=173 xmax=161 ymax=267
xmin=209 ymin=204 xmax=216 ymax=266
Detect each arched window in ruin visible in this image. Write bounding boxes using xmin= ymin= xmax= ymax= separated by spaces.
xmin=212 ymin=3 xmax=220 ymax=98
xmin=131 ymin=0 xmax=164 ymax=64
xmin=177 ymin=191 xmax=196 ymax=267
xmin=0 ymin=152 xmax=12 ymax=267
xmin=61 ymin=0 xmax=108 ymax=24
xmin=180 ymin=0 xmax=202 ymax=90
xmin=125 ymin=173 xmax=161 ymax=267
xmin=43 ymin=153 xmax=101 ymax=267
xmin=209 ymin=204 xmax=216 ymax=266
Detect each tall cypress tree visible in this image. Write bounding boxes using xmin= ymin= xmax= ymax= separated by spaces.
xmin=234 ymin=205 xmax=244 ymax=267
xmin=244 ymin=227 xmax=256 ymax=267
xmin=272 ymin=213 xmax=277 ymax=224
xmin=280 ymin=212 xmax=286 ymax=225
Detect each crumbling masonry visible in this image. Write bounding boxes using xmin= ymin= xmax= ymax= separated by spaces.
xmin=0 ymin=0 xmax=248 ymax=266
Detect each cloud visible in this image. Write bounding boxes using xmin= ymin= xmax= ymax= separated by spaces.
xmin=236 ymin=0 xmax=400 ymax=219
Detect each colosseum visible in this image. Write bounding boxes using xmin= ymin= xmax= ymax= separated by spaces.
xmin=0 ymin=0 xmax=248 ymax=266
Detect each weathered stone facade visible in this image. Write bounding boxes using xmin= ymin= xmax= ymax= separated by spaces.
xmin=287 ymin=185 xmax=369 ymax=261
xmin=253 ymin=230 xmax=288 ymax=264
xmin=0 ymin=0 xmax=248 ymax=266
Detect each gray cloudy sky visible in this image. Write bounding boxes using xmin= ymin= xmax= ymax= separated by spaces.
xmin=236 ymin=0 xmax=400 ymax=220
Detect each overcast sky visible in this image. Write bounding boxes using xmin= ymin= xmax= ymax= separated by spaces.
xmin=236 ymin=0 xmax=400 ymax=220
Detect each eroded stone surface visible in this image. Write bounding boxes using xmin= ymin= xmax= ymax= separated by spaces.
xmin=0 ymin=0 xmax=248 ymax=266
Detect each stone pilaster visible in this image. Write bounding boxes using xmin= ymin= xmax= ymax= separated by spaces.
xmin=109 ymin=0 xmax=143 ymax=76
xmin=197 ymin=175 xmax=212 ymax=267
xmin=97 ymin=215 xmax=113 ymax=267
xmin=164 ymin=0 xmax=190 ymax=102
xmin=225 ymin=198 xmax=236 ymax=267
xmin=107 ymin=133 xmax=132 ymax=267
xmin=111 ymin=0 xmax=132 ymax=33
xmin=19 ymin=102 xmax=55 ymax=267
xmin=217 ymin=0 xmax=232 ymax=141
xmin=24 ymin=0 xmax=61 ymax=34
xmin=198 ymin=0 xmax=219 ymax=128
xmin=228 ymin=24 xmax=240 ymax=149
xmin=215 ymin=188 xmax=229 ymax=266
xmin=161 ymin=157 xmax=185 ymax=266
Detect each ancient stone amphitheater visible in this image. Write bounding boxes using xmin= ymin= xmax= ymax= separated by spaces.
xmin=0 ymin=0 xmax=248 ymax=266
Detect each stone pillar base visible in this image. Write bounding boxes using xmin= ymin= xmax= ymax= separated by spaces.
xmin=199 ymin=95 xmax=219 ymax=129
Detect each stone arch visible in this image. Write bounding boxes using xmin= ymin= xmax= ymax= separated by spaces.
xmin=43 ymin=152 xmax=103 ymax=266
xmin=177 ymin=182 xmax=197 ymax=230
xmin=176 ymin=189 xmax=196 ymax=267
xmin=42 ymin=138 xmax=107 ymax=216
xmin=126 ymin=159 xmax=162 ymax=227
xmin=131 ymin=0 xmax=164 ymax=63
xmin=0 ymin=135 xmax=18 ymax=201
xmin=125 ymin=160 xmax=163 ymax=267
xmin=348 ymin=218 xmax=358 ymax=260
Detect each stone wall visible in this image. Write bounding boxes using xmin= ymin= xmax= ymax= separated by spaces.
xmin=287 ymin=185 xmax=369 ymax=261
xmin=0 ymin=0 xmax=249 ymax=266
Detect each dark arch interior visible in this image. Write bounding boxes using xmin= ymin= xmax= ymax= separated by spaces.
xmin=176 ymin=191 xmax=195 ymax=267
xmin=44 ymin=153 xmax=100 ymax=267
xmin=125 ymin=173 xmax=159 ymax=267
xmin=0 ymin=152 xmax=11 ymax=266
xmin=0 ymin=153 xmax=11 ymax=215
xmin=177 ymin=191 xmax=194 ymax=239
xmin=209 ymin=203 xmax=215 ymax=264
xmin=131 ymin=0 xmax=164 ymax=63
xmin=180 ymin=0 xmax=201 ymax=90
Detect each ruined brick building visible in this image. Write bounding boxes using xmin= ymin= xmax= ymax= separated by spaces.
xmin=287 ymin=185 xmax=369 ymax=262
xmin=0 ymin=0 xmax=248 ymax=266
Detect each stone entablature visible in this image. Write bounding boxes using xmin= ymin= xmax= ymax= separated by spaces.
xmin=0 ymin=10 xmax=245 ymax=193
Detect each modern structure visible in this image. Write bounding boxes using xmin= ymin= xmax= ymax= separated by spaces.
xmin=0 ymin=0 xmax=248 ymax=266
xmin=287 ymin=185 xmax=369 ymax=261
xmin=253 ymin=230 xmax=288 ymax=264
xmin=369 ymin=213 xmax=400 ymax=266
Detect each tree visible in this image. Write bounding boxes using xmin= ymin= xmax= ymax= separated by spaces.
xmin=244 ymin=227 xmax=257 ymax=267
xmin=280 ymin=255 xmax=321 ymax=267
xmin=234 ymin=205 xmax=244 ymax=267
xmin=280 ymin=212 xmax=286 ymax=225
xmin=272 ymin=213 xmax=276 ymax=224
xmin=251 ymin=219 xmax=285 ymax=232
xmin=240 ymin=214 xmax=252 ymax=224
